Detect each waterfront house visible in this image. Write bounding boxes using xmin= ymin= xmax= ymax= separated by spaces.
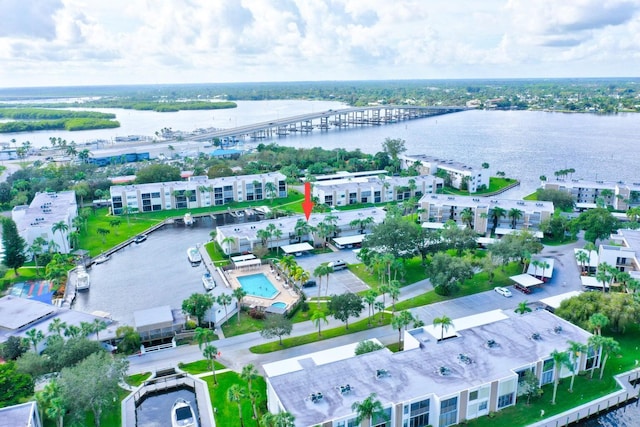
xmin=543 ymin=179 xmax=640 ymax=211
xmin=399 ymin=154 xmax=490 ymax=194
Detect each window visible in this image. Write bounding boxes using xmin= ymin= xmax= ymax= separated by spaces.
xmin=335 ymin=419 xmax=357 ymax=427
xmin=497 ymin=393 xmax=514 ymax=409
xmin=541 ymin=358 xmax=554 ymax=385
xmin=408 ymin=398 xmax=430 ymax=427
xmin=469 ymin=391 xmax=478 ymax=401
xmin=373 ymin=407 xmax=391 ymax=427
xmin=439 ymin=397 xmax=458 ymax=427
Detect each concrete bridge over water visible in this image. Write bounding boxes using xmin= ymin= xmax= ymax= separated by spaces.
xmin=188 ymin=105 xmax=467 ymax=143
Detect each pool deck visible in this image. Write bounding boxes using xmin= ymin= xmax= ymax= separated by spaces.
xmin=225 ymin=265 xmax=299 ymax=309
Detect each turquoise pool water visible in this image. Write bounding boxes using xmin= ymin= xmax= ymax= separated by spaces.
xmin=237 ymin=273 xmax=278 ymax=298
xmin=271 ymin=301 xmax=286 ymax=309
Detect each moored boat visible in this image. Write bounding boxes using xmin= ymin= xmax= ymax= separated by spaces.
xmin=187 ymin=247 xmax=202 ymax=266
xmin=94 ymin=254 xmax=110 ymax=264
xmin=202 ymin=272 xmax=216 ymax=290
xmin=134 ymin=234 xmax=147 ymax=244
xmin=76 ymin=266 xmax=91 ymax=291
xmin=171 ymin=398 xmax=198 ymax=427
xmin=184 ymin=212 xmax=194 ymax=226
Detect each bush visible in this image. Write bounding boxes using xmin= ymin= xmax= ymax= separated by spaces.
xmin=184 ymin=320 xmax=197 ymax=330
xmin=249 ymin=307 xmax=266 ymax=319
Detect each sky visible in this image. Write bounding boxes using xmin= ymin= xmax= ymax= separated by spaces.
xmin=1 ymin=0 xmax=639 ymax=88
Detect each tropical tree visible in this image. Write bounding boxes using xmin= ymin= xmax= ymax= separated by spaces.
xmin=29 ymin=237 xmax=47 ymax=276
xmin=576 ymin=250 xmax=590 ymax=273
xmin=227 ymin=384 xmax=247 ymax=427
xmin=260 ymin=315 xmax=293 ymax=345
xmin=550 ymin=349 xmax=571 ymax=404
xmin=567 ymin=340 xmax=587 ymax=392
xmin=433 ymin=315 xmax=453 ymax=342
xmin=194 ymin=327 xmax=215 ymax=351
xmin=374 ymin=301 xmax=385 ymax=324
xmin=588 ymin=313 xmax=609 ymax=336
xmin=260 ymin=412 xmax=296 ymax=427
xmin=508 ymin=208 xmax=523 ymax=229
xmin=96 ymin=227 xmax=110 ymax=245
xmin=596 ymin=336 xmax=620 ymax=380
xmin=241 ymin=364 xmax=259 ymax=392
xmin=596 ymin=265 xmax=612 ymax=293
xmin=217 ymin=293 xmax=233 ymax=322
xmin=313 ymin=263 xmax=332 ymax=305
xmin=48 ymin=318 xmax=67 ymax=336
xmin=490 ymin=207 xmax=506 ymax=232
xmin=460 ymin=207 xmax=474 ymax=229
xmin=391 ymin=311 xmax=414 ymax=350
xmin=363 ymin=289 xmax=378 ymax=326
xmin=2 ymin=217 xmax=27 ymax=275
xmin=233 ymin=287 xmax=248 ymax=323
xmin=328 ymin=293 xmax=364 ymax=329
xmin=388 ymin=280 xmax=401 ymax=312
xmin=311 ymin=310 xmax=328 ymax=337
xmin=25 ymin=328 xmax=45 ymax=353
xmin=91 ymin=318 xmax=108 ymax=341
xmin=203 ymin=344 xmax=219 ymax=385
xmin=182 ymin=293 xmax=214 ymax=327
xmin=355 ymin=340 xmax=385 ymax=355
xmin=351 ymin=393 xmax=388 ymax=427
xmin=52 ymin=221 xmax=69 ymax=253
xmin=221 ymin=236 xmax=237 ymax=259
xmin=515 ymin=300 xmax=532 ymax=315
xmin=63 ymin=325 xmax=81 ymax=339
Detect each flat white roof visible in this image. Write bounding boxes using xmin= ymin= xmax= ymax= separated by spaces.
xmin=281 ymin=242 xmax=314 ymax=254
xmin=495 ymin=228 xmax=544 ymax=238
xmin=510 ymin=274 xmax=544 ymax=287
xmin=422 ymin=222 xmax=466 ymax=230
xmin=581 ymin=276 xmax=608 ymax=288
xmin=235 ymin=259 xmax=262 ymax=268
xmin=263 ymin=339 xmax=386 ymax=378
xmin=574 ymin=249 xmax=599 ymax=267
xmin=232 ymin=254 xmax=257 ymax=262
xmin=134 ymin=305 xmax=173 ymax=329
xmin=539 ymin=291 xmax=583 ymax=309
xmin=477 ymin=237 xmax=498 ymax=245
xmin=333 ymin=234 xmax=366 ymax=246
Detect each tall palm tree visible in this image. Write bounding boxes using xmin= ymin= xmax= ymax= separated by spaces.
xmin=25 ymin=328 xmax=44 ymax=353
xmin=576 ymin=250 xmax=590 ymax=273
xmin=540 ymin=261 xmax=550 ymax=281
xmin=567 ymin=340 xmax=587 ymax=392
xmin=433 ymin=315 xmax=453 ymax=342
xmin=91 ymin=318 xmax=108 ymax=341
xmin=596 ymin=265 xmax=612 ymax=293
xmin=217 ymin=293 xmax=233 ymax=322
xmin=48 ymin=318 xmax=67 ymax=336
xmin=264 ymin=181 xmax=277 ymax=203
xmin=374 ymin=301 xmax=385 ymax=325
xmin=363 ymin=290 xmax=378 ymax=326
xmin=63 ymin=324 xmax=81 ymax=338
xmin=388 ymin=280 xmax=401 ymax=312
xmin=51 ymin=221 xmax=69 ymax=253
xmin=313 ymin=263 xmax=331 ymax=306
xmin=233 ymin=287 xmax=247 ymax=323
xmin=550 ymin=349 xmax=571 ymax=405
xmin=241 ymin=364 xmax=259 ymax=392
xmin=583 ymin=242 xmax=596 ymax=270
xmin=351 ymin=393 xmax=387 ymax=427
xmin=227 ymin=384 xmax=246 ymax=426
xmin=311 ymin=310 xmax=328 ymax=336
xmin=596 ymin=336 xmax=620 ymax=380
xmin=221 ymin=236 xmax=237 ymax=259
xmin=508 ymin=208 xmax=523 ymax=229
xmin=194 ymin=327 xmax=215 ymax=351
xmin=391 ymin=311 xmax=414 ymax=350
xmin=30 ymin=237 xmax=47 ymax=276
xmin=490 ymin=207 xmax=506 ymax=232
xmin=588 ymin=313 xmax=609 ymax=336
xmin=460 ymin=207 xmax=474 ymax=229
xmin=203 ymin=344 xmax=219 ymax=385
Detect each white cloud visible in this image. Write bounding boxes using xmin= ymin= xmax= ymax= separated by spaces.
xmin=0 ymin=0 xmax=638 ymax=87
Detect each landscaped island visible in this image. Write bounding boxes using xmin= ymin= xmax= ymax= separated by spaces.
xmin=0 ymin=108 xmax=120 ymax=132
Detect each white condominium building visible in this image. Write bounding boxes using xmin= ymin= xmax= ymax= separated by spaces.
xmin=418 ymin=194 xmax=554 ymax=235
xmin=543 ymin=179 xmax=640 ymax=210
xmin=109 ymin=172 xmax=287 ymax=214
xmin=399 ymin=154 xmax=490 ymax=194
xmin=312 ymin=175 xmax=443 ymax=207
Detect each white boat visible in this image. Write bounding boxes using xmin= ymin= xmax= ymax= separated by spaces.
xmin=187 ymin=247 xmax=202 ymax=266
xmin=76 ymin=266 xmax=90 ymax=291
xmin=202 ymin=272 xmax=216 ymax=291
xmin=171 ymin=398 xmax=198 ymax=427
xmin=134 ymin=234 xmax=147 ymax=244
xmin=184 ymin=213 xmax=194 ymax=226
xmin=94 ymin=254 xmax=110 ymax=264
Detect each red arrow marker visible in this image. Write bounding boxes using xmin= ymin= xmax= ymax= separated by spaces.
xmin=302 ymin=181 xmax=315 ymax=221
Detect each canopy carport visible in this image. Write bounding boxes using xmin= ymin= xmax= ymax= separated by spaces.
xmin=281 ymin=242 xmax=314 ymax=255
xmin=510 ymin=273 xmax=544 ymax=294
xmin=333 ymin=234 xmax=366 ymax=249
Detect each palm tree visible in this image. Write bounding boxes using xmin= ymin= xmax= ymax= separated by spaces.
xmin=490 ymin=207 xmax=506 ymax=232
xmin=388 ymin=280 xmax=401 ymax=312
xmin=550 ymin=349 xmax=571 ymax=404
xmin=241 ymin=364 xmax=259 ymax=392
xmin=351 ymin=393 xmax=387 ymax=427
xmin=363 ymin=289 xmax=378 ymax=326
xmin=596 ymin=265 xmax=612 ymax=293
xmin=540 ymin=261 xmax=550 ymax=281
xmin=221 ymin=236 xmax=237 ymax=259
xmin=51 ymin=221 xmax=69 ymax=253
xmin=63 ymin=324 xmax=81 ymax=338
xmin=311 ymin=310 xmax=328 ymax=336
xmin=460 ymin=207 xmax=474 ymax=229
xmin=567 ymin=340 xmax=587 ymax=392
xmin=91 ymin=318 xmax=108 ymax=341
xmin=30 ymin=237 xmax=47 ymax=276
xmin=194 ymin=327 xmax=215 ymax=351
xmin=576 ymin=250 xmax=590 ymax=273
xmin=227 ymin=384 xmax=246 ymax=427
xmin=256 ymin=228 xmax=271 ymax=248
xmin=217 ymin=293 xmax=233 ymax=322
xmin=508 ymin=208 xmax=523 ymax=229
xmin=203 ymin=344 xmax=219 ymax=385
xmin=596 ymin=336 xmax=620 ymax=380
xmin=96 ymin=227 xmax=110 ymax=245
xmin=391 ymin=311 xmax=414 ymax=350
xmin=313 ymin=263 xmax=331 ymax=306
xmin=588 ymin=313 xmax=609 ymax=336
xmin=233 ymin=287 xmax=248 ymax=323
xmin=48 ymin=318 xmax=67 ymax=336
xmin=515 ymin=300 xmax=532 ymax=315
xmin=433 ymin=315 xmax=453 ymax=342
xmin=264 ymin=181 xmax=277 ymax=203
xmin=378 ymin=283 xmax=391 ymax=310
xmin=374 ymin=301 xmax=385 ymax=324
xmin=260 ymin=412 xmax=296 ymax=427
xmin=25 ymin=328 xmax=44 ymax=353
xmin=278 ymin=255 xmax=295 ymax=276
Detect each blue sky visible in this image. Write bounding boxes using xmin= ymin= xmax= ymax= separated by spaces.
xmin=1 ymin=0 xmax=638 ymax=88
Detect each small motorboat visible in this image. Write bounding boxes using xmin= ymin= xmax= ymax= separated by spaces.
xmin=76 ymin=266 xmax=90 ymax=291
xmin=187 ymin=247 xmax=202 ymax=266
xmin=94 ymin=254 xmax=110 ymax=265
xmin=134 ymin=234 xmax=147 ymax=244
xmin=202 ymin=272 xmax=216 ymax=291
xmin=184 ymin=212 xmax=194 ymax=226
xmin=171 ymin=398 xmax=198 ymax=427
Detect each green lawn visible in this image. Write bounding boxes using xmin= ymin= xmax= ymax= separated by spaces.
xmin=205 ymin=371 xmax=267 ymax=427
xmin=178 ymin=359 xmax=226 ymax=374
xmin=250 ymin=312 xmax=391 ymax=353
xmin=441 ymin=177 xmax=519 ymax=196
xmin=126 ymin=372 xmax=151 ymax=387
xmin=221 ymin=312 xmax=266 ymax=337
xmin=348 ymin=257 xmax=428 ymax=292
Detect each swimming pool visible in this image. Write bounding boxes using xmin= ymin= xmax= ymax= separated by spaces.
xmin=271 ymin=301 xmax=287 ymax=309
xmin=237 ymin=273 xmax=278 ymax=298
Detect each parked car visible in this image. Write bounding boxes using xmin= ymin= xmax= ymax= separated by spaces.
xmin=328 ymin=260 xmax=347 ymax=271
xmin=494 ymin=287 xmax=512 ymax=297
xmin=302 ymin=280 xmax=317 ymax=288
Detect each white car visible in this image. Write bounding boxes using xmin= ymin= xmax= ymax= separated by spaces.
xmin=494 ymin=287 xmax=512 ymax=297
